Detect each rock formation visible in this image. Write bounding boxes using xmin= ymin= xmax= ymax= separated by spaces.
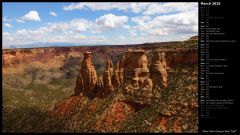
xmin=150 ymin=50 xmax=168 ymax=89
xmin=2 ymin=41 xmax=197 ymax=76
xmin=75 ymin=52 xmax=97 ymax=98
xmin=103 ymin=58 xmax=114 ymax=95
xmin=74 ymin=74 xmax=84 ymax=95
xmin=122 ymin=50 xmax=153 ymax=103
xmin=165 ymin=48 xmax=198 ymax=67
xmin=112 ymin=61 xmax=121 ymax=87
xmin=74 ymin=49 xmax=169 ymax=103
xmin=118 ymin=53 xmax=127 ymax=84
xmin=96 ymin=75 xmax=104 ymax=98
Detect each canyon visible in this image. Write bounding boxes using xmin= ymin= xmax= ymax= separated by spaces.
xmin=2 ymin=40 xmax=197 ymax=75
xmin=2 ymin=38 xmax=198 ymax=133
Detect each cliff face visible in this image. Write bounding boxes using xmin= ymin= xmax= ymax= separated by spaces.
xmin=165 ymin=48 xmax=198 ymax=67
xmin=2 ymin=48 xmax=81 ymax=75
xmin=2 ymin=41 xmax=198 ymax=76
xmin=2 ymin=48 xmax=72 ymax=68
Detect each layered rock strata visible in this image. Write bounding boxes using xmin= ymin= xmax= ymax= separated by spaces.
xmin=75 ymin=49 xmax=169 ymax=103
xmin=96 ymin=75 xmax=104 ymax=98
xmin=103 ymin=58 xmax=114 ymax=95
xmin=75 ymin=52 xmax=97 ymax=98
xmin=150 ymin=50 xmax=168 ymax=89
xmin=122 ymin=50 xmax=153 ymax=103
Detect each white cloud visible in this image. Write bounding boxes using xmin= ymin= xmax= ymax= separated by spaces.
xmin=3 ymin=16 xmax=12 ymax=22
xmin=123 ymin=24 xmax=130 ymax=29
xmin=4 ymin=23 xmax=12 ymax=28
xmin=63 ymin=2 xmax=197 ymax=15
xmin=49 ymin=12 xmax=57 ymax=17
xmin=119 ymin=35 xmax=126 ymax=40
xmin=44 ymin=19 xmax=91 ymax=32
xmin=131 ymin=16 xmax=151 ymax=25
xmin=143 ymin=2 xmax=198 ymax=15
xmin=3 ymin=3 xmax=198 ymax=48
xmin=96 ymin=14 xmax=128 ymax=29
xmin=63 ymin=2 xmax=150 ymax=13
xmin=21 ymin=10 xmax=41 ymax=22
xmin=16 ymin=19 xmax=25 ymax=23
xmin=70 ymin=19 xmax=90 ymax=32
xmin=3 ymin=28 xmax=107 ymax=47
xmin=3 ymin=32 xmax=10 ymax=36
xmin=3 ymin=18 xmax=102 ymax=47
xmin=64 ymin=2 xmax=128 ymax=11
xmin=128 ymin=3 xmax=150 ymax=13
xmin=132 ymin=8 xmax=198 ymax=36
xmin=130 ymin=31 xmax=137 ymax=37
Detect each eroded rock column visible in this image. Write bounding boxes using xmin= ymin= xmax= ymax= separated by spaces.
xmin=75 ymin=52 xmax=97 ymax=98
xmin=150 ymin=50 xmax=168 ymax=89
xmin=123 ymin=49 xmax=153 ymax=103
xmin=103 ymin=58 xmax=114 ymax=96
xmin=96 ymin=75 xmax=104 ymax=98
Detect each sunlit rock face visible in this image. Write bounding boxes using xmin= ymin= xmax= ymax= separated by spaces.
xmin=74 ymin=49 xmax=172 ymax=105
xmin=122 ymin=50 xmax=153 ymax=104
xmin=103 ymin=58 xmax=114 ymax=96
xmin=75 ymin=52 xmax=97 ymax=98
xmin=150 ymin=50 xmax=168 ymax=89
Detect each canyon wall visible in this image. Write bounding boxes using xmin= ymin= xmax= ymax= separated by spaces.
xmin=2 ymin=41 xmax=198 ymax=76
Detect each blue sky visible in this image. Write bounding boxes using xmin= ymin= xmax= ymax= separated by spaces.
xmin=3 ymin=2 xmax=198 ymax=48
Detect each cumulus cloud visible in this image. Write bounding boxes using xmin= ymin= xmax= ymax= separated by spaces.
xmin=2 ymin=18 xmax=105 ymax=47
xmin=96 ymin=14 xmax=128 ymax=29
xmin=133 ymin=8 xmax=198 ymax=36
xmin=3 ymin=32 xmax=10 ymax=36
xmin=49 ymin=11 xmax=57 ymax=17
xmin=3 ymin=2 xmax=198 ymax=48
xmin=63 ymin=2 xmax=197 ymax=15
xmin=44 ymin=19 xmax=91 ymax=32
xmin=143 ymin=2 xmax=198 ymax=15
xmin=70 ymin=19 xmax=90 ymax=31
xmin=4 ymin=23 xmax=12 ymax=28
xmin=20 ymin=11 xmax=41 ymax=22
xmin=130 ymin=31 xmax=137 ymax=37
xmin=131 ymin=16 xmax=151 ymax=25
xmin=63 ymin=2 xmax=150 ymax=13
xmin=64 ymin=2 xmax=126 ymax=11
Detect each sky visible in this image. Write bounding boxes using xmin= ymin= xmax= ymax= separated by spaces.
xmin=2 ymin=2 xmax=198 ymax=48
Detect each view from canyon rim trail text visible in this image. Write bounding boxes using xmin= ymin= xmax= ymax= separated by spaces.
xmin=3 ymin=2 xmax=198 ymax=133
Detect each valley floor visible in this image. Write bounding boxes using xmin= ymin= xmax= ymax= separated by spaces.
xmin=3 ymin=64 xmax=198 ymax=133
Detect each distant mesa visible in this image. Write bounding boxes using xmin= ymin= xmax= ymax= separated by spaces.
xmin=2 ymin=39 xmax=198 ymax=76
xmin=187 ymin=35 xmax=198 ymax=41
